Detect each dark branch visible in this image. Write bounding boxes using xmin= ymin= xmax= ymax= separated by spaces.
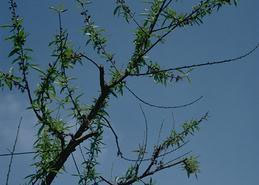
xmin=120 ymin=152 xmax=190 ymax=185
xmin=99 ymin=65 xmax=106 ymax=93
xmin=126 ymin=85 xmax=203 ymax=109
xmin=100 ymin=176 xmax=113 ymax=185
xmin=101 ymin=116 xmax=122 ymax=156
xmin=5 ymin=117 xmax=22 ymax=185
xmin=71 ymin=152 xmax=81 ymax=178
xmin=132 ymin=43 xmax=259 ymax=77
xmin=120 ymin=141 xmax=188 ymax=162
xmin=80 ymin=53 xmax=100 ymax=69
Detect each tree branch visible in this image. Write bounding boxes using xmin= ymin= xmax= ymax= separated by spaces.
xmin=41 ymin=132 xmax=98 ymax=185
xmin=100 ymin=176 xmax=113 ymax=185
xmin=131 ymin=43 xmax=259 ymax=77
xmin=101 ymin=116 xmax=122 ymax=156
xmin=126 ymin=85 xmax=203 ymax=109
xmin=5 ymin=117 xmax=22 ymax=185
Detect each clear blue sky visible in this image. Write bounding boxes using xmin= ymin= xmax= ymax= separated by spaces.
xmin=0 ymin=1 xmax=258 ymax=185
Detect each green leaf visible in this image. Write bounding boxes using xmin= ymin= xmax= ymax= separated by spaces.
xmin=5 ymin=79 xmax=12 ymax=90
xmin=24 ymin=48 xmax=33 ymax=52
xmin=8 ymin=47 xmax=20 ymax=57
xmin=113 ymin=5 xmax=121 ymax=16
xmin=29 ymin=64 xmax=46 ymax=75
xmin=0 ymin=24 xmax=12 ymax=28
xmin=183 ymin=156 xmax=200 ymax=178
xmin=5 ymin=35 xmax=15 ymax=41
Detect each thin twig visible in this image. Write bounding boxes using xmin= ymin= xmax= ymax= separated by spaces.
xmin=0 ymin=151 xmax=36 ymax=157
xmin=5 ymin=117 xmax=22 ymax=185
xmin=0 ymin=148 xmax=60 ymax=157
xmin=121 ymin=141 xmax=188 ymax=162
xmin=126 ymin=85 xmax=203 ymax=109
xmin=9 ymin=0 xmax=42 ymax=121
xmin=109 ymin=1 xmax=214 ymax=89
xmin=148 ymin=0 xmax=168 ymax=34
xmin=80 ymin=53 xmax=100 ymax=69
xmin=100 ymin=176 xmax=113 ymax=185
xmin=78 ymin=2 xmax=118 ymax=70
xmin=79 ymin=144 xmax=87 ymax=164
xmin=135 ymin=1 xmax=213 ymax=61
xmin=156 ymin=120 xmax=165 ymax=145
xmin=171 ymin=111 xmax=176 ymax=130
xmin=71 ymin=152 xmax=81 ymax=177
xmin=137 ymin=105 xmax=149 ymax=166
xmin=132 ymin=43 xmax=259 ymax=77
xmin=115 ymin=0 xmax=147 ymax=35
xmin=101 ymin=116 xmax=122 ymax=156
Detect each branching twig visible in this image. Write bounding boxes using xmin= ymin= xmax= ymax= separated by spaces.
xmin=78 ymin=2 xmax=118 ymax=70
xmin=115 ymin=0 xmax=148 ymax=35
xmin=120 ymin=152 xmax=189 ymax=185
xmin=138 ymin=1 xmax=212 ymax=59
xmin=3 ymin=1 xmax=256 ymax=185
xmin=110 ymin=1 xmax=214 ymax=88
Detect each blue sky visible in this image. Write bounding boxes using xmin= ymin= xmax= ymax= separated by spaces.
xmin=0 ymin=0 xmax=258 ymax=185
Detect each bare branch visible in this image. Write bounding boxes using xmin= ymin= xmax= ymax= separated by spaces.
xmin=80 ymin=53 xmax=100 ymax=69
xmin=101 ymin=116 xmax=122 ymax=156
xmin=71 ymin=152 xmax=81 ymax=178
xmin=100 ymin=176 xmax=113 ymax=185
xmin=5 ymin=117 xmax=22 ymax=185
xmin=137 ymin=105 xmax=149 ymax=165
xmin=156 ymin=120 xmax=165 ymax=145
xmin=126 ymin=85 xmax=203 ymax=109
xmin=0 ymin=151 xmax=36 ymax=157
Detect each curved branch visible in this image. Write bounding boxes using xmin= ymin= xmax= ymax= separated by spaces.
xmin=80 ymin=53 xmax=100 ymax=69
xmin=126 ymin=85 xmax=203 ymax=109
xmin=101 ymin=116 xmax=122 ymax=156
xmin=100 ymin=176 xmax=113 ymax=185
xmin=134 ymin=105 xmax=149 ymax=170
